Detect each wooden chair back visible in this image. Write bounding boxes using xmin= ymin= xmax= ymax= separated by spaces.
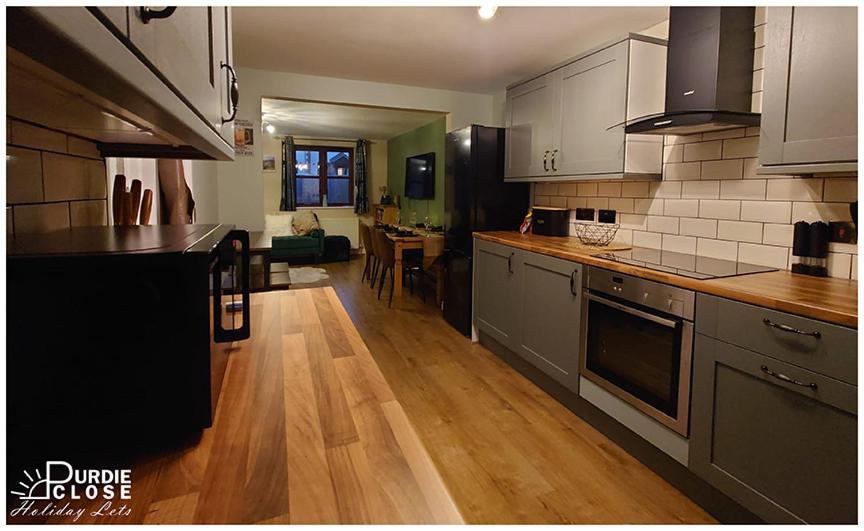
xmin=372 ymin=229 xmax=395 ymax=267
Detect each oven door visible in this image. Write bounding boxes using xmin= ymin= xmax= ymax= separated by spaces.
xmin=580 ymin=291 xmax=693 ymax=436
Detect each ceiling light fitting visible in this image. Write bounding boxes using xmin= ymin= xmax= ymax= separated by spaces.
xmin=478 ymin=5 xmax=497 ymax=20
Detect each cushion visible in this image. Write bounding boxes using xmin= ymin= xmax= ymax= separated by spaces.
xmin=264 ymin=213 xmax=294 ymax=236
xmin=292 ymin=211 xmax=320 ymax=236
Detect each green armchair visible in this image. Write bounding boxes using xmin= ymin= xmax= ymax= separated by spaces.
xmin=271 ymin=228 xmax=325 ymax=263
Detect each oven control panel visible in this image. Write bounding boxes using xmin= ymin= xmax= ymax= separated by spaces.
xmin=585 ymin=266 xmax=695 ymax=320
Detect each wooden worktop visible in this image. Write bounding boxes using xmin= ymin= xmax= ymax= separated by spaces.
xmin=475 ymin=231 xmax=858 ymax=328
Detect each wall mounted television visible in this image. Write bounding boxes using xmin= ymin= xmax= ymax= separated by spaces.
xmin=405 ymin=152 xmax=435 ymax=199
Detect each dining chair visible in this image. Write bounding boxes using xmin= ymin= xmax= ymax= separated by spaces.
xmin=372 ymin=229 xmax=396 ymax=306
xmin=369 ymin=227 xmax=383 ymax=289
xmin=359 ymin=223 xmax=377 ymax=285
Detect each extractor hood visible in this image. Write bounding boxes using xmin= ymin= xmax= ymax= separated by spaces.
xmin=626 ymin=7 xmax=760 ymax=135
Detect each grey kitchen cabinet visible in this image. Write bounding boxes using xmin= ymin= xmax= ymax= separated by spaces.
xmin=474 ymin=239 xmax=522 ymax=349
xmin=474 ymin=238 xmax=583 ymax=391
xmin=759 ymin=7 xmax=857 ymax=174
xmin=515 ymin=251 xmax=582 ymax=391
xmin=504 ymin=73 xmax=557 ymax=179
xmin=690 ymin=334 xmax=857 ymax=524
xmin=7 ymin=7 xmax=235 ymax=160
xmin=128 ymin=7 xmax=222 ymax=137
xmin=504 ymin=35 xmax=666 ymax=182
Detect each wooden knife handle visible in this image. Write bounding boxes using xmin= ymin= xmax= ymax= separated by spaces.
xmin=129 ymin=179 xmax=142 ymax=225
xmin=140 ymin=189 xmax=153 ymax=225
xmin=112 ymin=174 xmax=126 ymax=225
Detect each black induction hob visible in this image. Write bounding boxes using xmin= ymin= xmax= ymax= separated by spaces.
xmin=594 ymin=247 xmax=778 ymax=279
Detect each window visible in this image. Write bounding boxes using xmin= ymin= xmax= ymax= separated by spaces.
xmin=293 ymin=146 xmax=354 ymax=207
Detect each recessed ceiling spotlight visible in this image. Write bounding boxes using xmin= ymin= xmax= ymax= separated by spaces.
xmin=265 ymin=123 xmax=276 ymax=134
xmin=478 ymin=4 xmax=498 ymax=20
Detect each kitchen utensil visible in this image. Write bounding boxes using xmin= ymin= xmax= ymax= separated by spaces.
xmin=129 ymin=179 xmax=142 ymax=225
xmin=112 ymin=174 xmax=126 ymax=225
xmin=140 ymin=189 xmax=153 ymax=225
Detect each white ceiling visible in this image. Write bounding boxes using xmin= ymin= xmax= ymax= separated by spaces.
xmin=234 ymin=7 xmax=668 ymax=94
xmin=261 ymin=98 xmax=445 ymax=140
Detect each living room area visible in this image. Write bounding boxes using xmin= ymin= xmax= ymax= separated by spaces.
xmin=250 ymin=97 xmax=447 ymax=292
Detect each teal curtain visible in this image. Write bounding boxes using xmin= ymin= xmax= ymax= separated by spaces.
xmin=354 ymin=139 xmax=369 ymax=214
xmin=280 ymin=136 xmax=296 ymax=211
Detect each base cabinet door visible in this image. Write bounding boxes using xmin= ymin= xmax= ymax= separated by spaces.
xmin=690 ymin=335 xmax=857 ymax=524
xmin=473 ymin=240 xmax=521 ymax=349
xmin=515 ymin=252 xmax=582 ymax=391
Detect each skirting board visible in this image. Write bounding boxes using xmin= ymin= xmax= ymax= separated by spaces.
xmin=478 ymin=330 xmax=761 ymax=524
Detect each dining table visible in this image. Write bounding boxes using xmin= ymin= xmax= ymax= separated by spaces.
xmin=384 ymin=226 xmax=445 ymax=305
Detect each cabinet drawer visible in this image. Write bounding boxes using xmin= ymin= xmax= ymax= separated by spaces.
xmin=690 ymin=335 xmax=857 ymax=523
xmin=696 ymin=294 xmax=857 ymax=385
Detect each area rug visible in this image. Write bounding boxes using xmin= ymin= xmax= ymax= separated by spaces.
xmin=289 ymin=266 xmax=330 ymax=285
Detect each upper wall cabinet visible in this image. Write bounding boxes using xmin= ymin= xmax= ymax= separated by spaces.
xmin=7 ymin=7 xmax=237 ymax=161
xmin=505 ymin=35 xmax=667 ymax=182
xmin=759 ymin=7 xmax=857 ymax=174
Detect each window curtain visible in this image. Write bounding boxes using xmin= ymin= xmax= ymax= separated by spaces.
xmin=354 ymin=139 xmax=369 ymax=214
xmin=280 ymin=136 xmax=297 ymax=211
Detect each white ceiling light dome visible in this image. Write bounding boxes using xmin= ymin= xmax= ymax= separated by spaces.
xmin=478 ymin=5 xmax=498 ymax=20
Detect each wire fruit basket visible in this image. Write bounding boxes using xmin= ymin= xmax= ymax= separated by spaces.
xmin=573 ymin=222 xmax=620 ymax=246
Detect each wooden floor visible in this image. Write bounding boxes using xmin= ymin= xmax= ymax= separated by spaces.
xmin=15 ymin=256 xmax=715 ymax=524
xmin=326 ymin=256 xmax=716 ymax=524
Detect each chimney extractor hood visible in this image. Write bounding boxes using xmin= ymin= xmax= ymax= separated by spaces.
xmin=626 ymin=7 xmax=760 ymax=135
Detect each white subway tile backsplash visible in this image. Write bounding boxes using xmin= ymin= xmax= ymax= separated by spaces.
xmin=701 ymin=159 xmax=743 ymax=180
xmin=762 ymin=224 xmax=794 ymax=247
xmin=680 ymin=218 xmax=717 ymax=238
xmin=741 ymin=200 xmax=791 ymax=223
xmin=751 ymin=91 xmax=763 ymax=113
xmin=633 ymin=198 xmax=665 ymax=215
xmin=578 ymin=182 xmax=598 ymax=196
xmin=662 ymin=234 xmax=697 ymax=254
xmin=827 ymin=253 xmax=852 ymax=279
xmin=613 ymin=228 xmax=633 ymax=245
xmin=665 ymin=134 xmax=703 ymax=145
xmin=682 ymin=180 xmax=720 ymax=199
xmin=738 ymin=243 xmax=789 ymax=269
xmin=791 ymin=201 xmax=852 ymax=223
xmin=663 ymin=161 xmax=701 ymax=181
xmin=650 ymin=181 xmax=682 ymax=198
xmin=852 ymin=256 xmax=858 ymax=280
xmin=549 ymin=196 xmax=567 ymax=207
xmin=647 ymin=215 xmax=679 ymax=234
xmin=829 ymin=242 xmax=858 ymax=255
xmin=766 ymin=178 xmax=824 ymax=201
xmin=753 ymin=46 xmax=765 ymax=70
xmin=663 ymin=145 xmax=684 ymax=164
xmin=633 ymin=230 xmax=662 ymax=249
xmin=566 ymin=196 xmax=587 ymax=209
xmin=697 ymin=238 xmax=739 ymax=260
xmin=823 ymin=178 xmax=858 ymax=202
xmin=720 ymin=179 xmax=767 ymax=200
xmin=703 ymin=129 xmax=746 ymax=141
xmin=717 ymin=220 xmax=763 ymax=243
xmin=621 ymin=181 xmax=650 ymax=198
xmin=664 ymin=199 xmax=699 ymax=217
xmin=752 ymin=69 xmax=764 ymax=93
xmin=585 ymin=197 xmax=609 ymax=210
xmin=534 ymin=195 xmax=551 ymax=206
xmin=558 ymin=183 xmax=579 ymax=196
xmin=683 ymin=140 xmax=723 ymax=162
xmin=722 ymin=136 xmax=759 ymax=159
xmin=699 ymin=200 xmax=741 ymax=220
xmin=620 ymin=214 xmax=648 ymax=230
xmin=597 ymin=182 xmax=622 ymax=197
xmin=608 ymin=197 xmax=634 ymax=214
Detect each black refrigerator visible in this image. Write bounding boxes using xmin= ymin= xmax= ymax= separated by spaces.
xmin=443 ymin=125 xmax=529 ymax=335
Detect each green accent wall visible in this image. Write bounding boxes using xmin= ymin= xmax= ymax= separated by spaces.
xmin=387 ymin=117 xmax=446 ymax=225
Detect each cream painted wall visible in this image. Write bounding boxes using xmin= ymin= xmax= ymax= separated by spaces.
xmin=215 ymin=67 xmax=497 ymax=231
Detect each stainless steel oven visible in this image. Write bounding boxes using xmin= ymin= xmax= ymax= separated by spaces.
xmin=580 ymin=267 xmax=695 ymax=436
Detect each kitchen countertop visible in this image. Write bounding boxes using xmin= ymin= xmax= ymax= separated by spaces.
xmin=475 ymin=231 xmax=858 ymax=328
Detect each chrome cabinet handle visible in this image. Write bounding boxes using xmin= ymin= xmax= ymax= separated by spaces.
xmin=507 ymin=252 xmax=514 ymax=274
xmin=221 ymin=62 xmax=239 ymax=124
xmin=762 ymin=318 xmax=821 ymax=338
xmin=139 ymin=6 xmax=177 ymax=23
xmin=760 ymin=365 xmax=818 ymax=390
xmin=543 ymin=151 xmax=550 ymax=171
xmin=570 ymin=269 xmax=578 ymax=295
xmin=551 ymin=149 xmax=558 ymax=171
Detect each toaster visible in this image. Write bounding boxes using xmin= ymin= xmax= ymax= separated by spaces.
xmin=532 ymin=207 xmax=570 ymax=237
